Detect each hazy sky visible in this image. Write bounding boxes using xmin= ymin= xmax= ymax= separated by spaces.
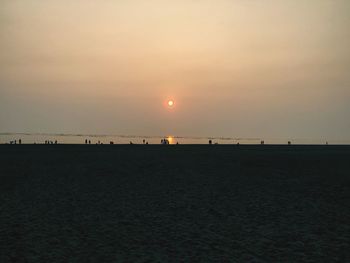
xmin=1 ymin=0 xmax=349 ymax=139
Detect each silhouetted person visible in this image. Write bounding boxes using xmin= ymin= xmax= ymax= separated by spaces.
xmin=288 ymin=141 xmax=291 ymax=145
xmin=89 ymin=140 xmax=91 ymax=144
xmin=110 ymin=141 xmax=114 ymax=145
xmin=19 ymin=139 xmax=21 ymax=144
xmin=55 ymin=140 xmax=57 ymax=144
xmin=261 ymin=140 xmax=264 ymax=145
xmin=143 ymin=139 xmax=145 ymax=144
xmin=146 ymin=142 xmax=148 ymax=145
xmin=85 ymin=139 xmax=88 ymax=144
xmin=209 ymin=140 xmax=212 ymax=145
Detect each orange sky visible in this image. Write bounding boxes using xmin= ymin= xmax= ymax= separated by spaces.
xmin=1 ymin=0 xmax=349 ymax=139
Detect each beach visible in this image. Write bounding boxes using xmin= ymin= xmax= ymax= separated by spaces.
xmin=0 ymin=145 xmax=349 ymax=262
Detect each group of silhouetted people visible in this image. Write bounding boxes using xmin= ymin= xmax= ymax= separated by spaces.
xmin=3 ymin=138 xmax=332 ymax=145
xmin=9 ymin=139 xmax=21 ymax=144
xmin=85 ymin=139 xmax=114 ymax=145
xmin=206 ymin=139 xmax=327 ymax=145
xmin=83 ymin=138 xmax=152 ymax=144
xmin=7 ymin=139 xmax=59 ymax=144
xmin=45 ymin=140 xmax=57 ymax=144
xmin=161 ymin=139 xmax=170 ymax=145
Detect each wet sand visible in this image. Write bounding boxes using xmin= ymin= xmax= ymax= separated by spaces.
xmin=0 ymin=145 xmax=349 ymax=262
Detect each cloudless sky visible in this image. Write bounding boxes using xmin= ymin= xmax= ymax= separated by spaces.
xmin=1 ymin=0 xmax=349 ymax=139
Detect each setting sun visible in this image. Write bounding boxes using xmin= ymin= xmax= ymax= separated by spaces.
xmin=168 ymin=100 xmax=174 ymax=107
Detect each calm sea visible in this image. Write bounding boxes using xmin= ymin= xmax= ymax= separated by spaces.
xmin=0 ymin=133 xmax=349 ymax=145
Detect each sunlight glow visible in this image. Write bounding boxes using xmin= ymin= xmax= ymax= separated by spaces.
xmin=167 ymin=136 xmax=175 ymax=144
xmin=168 ymin=100 xmax=174 ymax=107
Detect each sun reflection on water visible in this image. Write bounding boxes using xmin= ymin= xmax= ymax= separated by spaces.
xmin=167 ymin=136 xmax=176 ymax=144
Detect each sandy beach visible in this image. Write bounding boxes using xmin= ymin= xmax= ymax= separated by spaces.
xmin=0 ymin=145 xmax=349 ymax=262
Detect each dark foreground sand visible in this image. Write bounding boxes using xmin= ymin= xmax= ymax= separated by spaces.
xmin=0 ymin=145 xmax=349 ymax=262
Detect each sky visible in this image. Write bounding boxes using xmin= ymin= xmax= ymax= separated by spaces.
xmin=1 ymin=0 xmax=349 ymax=139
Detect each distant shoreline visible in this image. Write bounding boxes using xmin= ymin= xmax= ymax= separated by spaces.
xmin=1 ymin=144 xmax=350 ymax=147
xmin=1 ymin=133 xmax=349 ymax=145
